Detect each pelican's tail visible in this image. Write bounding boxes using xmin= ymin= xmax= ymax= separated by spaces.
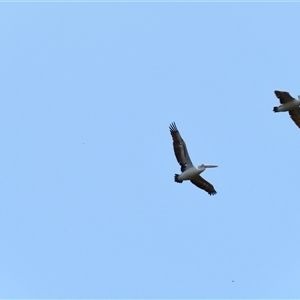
xmin=174 ymin=174 xmax=183 ymax=183
xmin=273 ymin=106 xmax=279 ymax=112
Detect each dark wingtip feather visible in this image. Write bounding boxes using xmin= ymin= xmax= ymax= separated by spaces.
xmin=274 ymin=90 xmax=282 ymax=97
xmin=169 ymin=122 xmax=178 ymax=132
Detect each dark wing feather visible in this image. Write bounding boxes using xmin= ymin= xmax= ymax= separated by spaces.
xmin=169 ymin=122 xmax=193 ymax=172
xmin=190 ymin=176 xmax=217 ymax=196
xmin=274 ymin=90 xmax=294 ymax=104
xmin=289 ymin=107 xmax=300 ymax=128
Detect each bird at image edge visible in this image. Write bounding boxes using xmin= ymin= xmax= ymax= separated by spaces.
xmin=169 ymin=122 xmax=218 ymax=196
xmin=273 ymin=90 xmax=300 ymax=128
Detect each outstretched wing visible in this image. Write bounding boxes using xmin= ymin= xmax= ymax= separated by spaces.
xmin=190 ymin=176 xmax=217 ymax=196
xmin=169 ymin=122 xmax=193 ymax=172
xmin=274 ymin=90 xmax=295 ymax=104
xmin=289 ymin=107 xmax=300 ymax=128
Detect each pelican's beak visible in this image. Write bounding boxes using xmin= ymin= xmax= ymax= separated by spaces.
xmin=203 ymin=164 xmax=218 ymax=168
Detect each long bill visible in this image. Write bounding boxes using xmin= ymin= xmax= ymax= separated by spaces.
xmin=203 ymin=164 xmax=218 ymax=168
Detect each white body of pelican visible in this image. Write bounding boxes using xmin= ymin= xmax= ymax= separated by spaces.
xmin=176 ymin=164 xmax=211 ymax=181
xmin=169 ymin=122 xmax=218 ymax=196
xmin=273 ymin=90 xmax=300 ymax=128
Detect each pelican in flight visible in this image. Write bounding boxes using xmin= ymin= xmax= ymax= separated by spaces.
xmin=169 ymin=122 xmax=218 ymax=195
xmin=273 ymin=90 xmax=300 ymax=128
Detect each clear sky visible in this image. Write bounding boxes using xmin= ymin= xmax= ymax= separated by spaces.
xmin=2 ymin=2 xmax=300 ymax=299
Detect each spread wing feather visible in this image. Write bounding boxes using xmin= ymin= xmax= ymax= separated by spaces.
xmin=274 ymin=90 xmax=295 ymax=104
xmin=169 ymin=122 xmax=193 ymax=172
xmin=289 ymin=107 xmax=300 ymax=128
xmin=190 ymin=176 xmax=217 ymax=196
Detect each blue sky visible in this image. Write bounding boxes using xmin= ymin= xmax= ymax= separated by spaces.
xmin=2 ymin=2 xmax=300 ymax=298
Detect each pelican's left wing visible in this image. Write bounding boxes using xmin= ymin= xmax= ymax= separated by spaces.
xmin=274 ymin=90 xmax=295 ymax=104
xmin=190 ymin=176 xmax=217 ymax=196
xmin=289 ymin=107 xmax=300 ymax=128
xmin=169 ymin=122 xmax=193 ymax=172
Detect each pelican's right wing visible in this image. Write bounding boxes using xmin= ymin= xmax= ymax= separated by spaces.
xmin=289 ymin=107 xmax=300 ymax=128
xmin=190 ymin=176 xmax=217 ymax=196
xmin=274 ymin=90 xmax=295 ymax=104
xmin=169 ymin=122 xmax=193 ymax=172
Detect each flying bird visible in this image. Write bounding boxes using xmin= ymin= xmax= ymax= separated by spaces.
xmin=273 ymin=90 xmax=300 ymax=128
xmin=169 ymin=122 xmax=218 ymax=195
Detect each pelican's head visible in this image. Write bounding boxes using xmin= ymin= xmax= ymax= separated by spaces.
xmin=198 ymin=164 xmax=218 ymax=171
